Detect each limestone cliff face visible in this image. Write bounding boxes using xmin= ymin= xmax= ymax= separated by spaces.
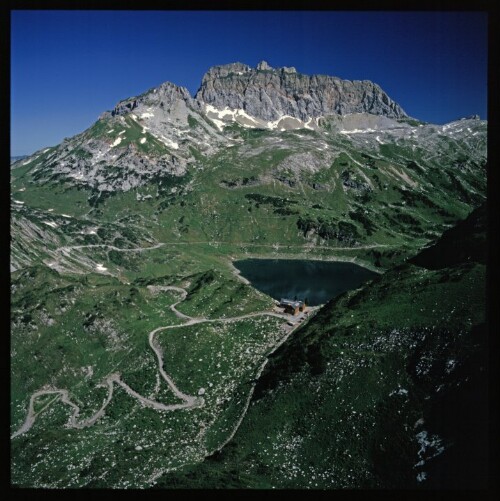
xmin=15 ymin=60 xmax=488 ymax=198
xmin=195 ymin=61 xmax=407 ymax=121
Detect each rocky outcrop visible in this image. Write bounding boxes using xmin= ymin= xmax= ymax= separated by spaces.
xmin=195 ymin=60 xmax=407 ymax=121
xmin=17 ymin=60 xmax=487 ymax=199
xmin=101 ymin=82 xmax=195 ymax=120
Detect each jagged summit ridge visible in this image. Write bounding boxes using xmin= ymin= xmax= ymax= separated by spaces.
xmin=99 ymin=60 xmax=407 ymax=134
xmin=12 ymin=60 xmax=486 ymax=198
xmin=195 ymin=61 xmax=407 ymax=122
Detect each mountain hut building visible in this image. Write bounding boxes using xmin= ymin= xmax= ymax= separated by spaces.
xmin=280 ymin=298 xmax=305 ymax=315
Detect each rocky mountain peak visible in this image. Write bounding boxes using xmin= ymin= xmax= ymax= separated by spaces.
xmin=195 ymin=61 xmax=408 ymax=122
xmin=256 ymin=60 xmax=273 ymax=71
xmin=101 ymin=81 xmax=193 ymax=120
xmin=200 ymin=62 xmax=252 ymax=84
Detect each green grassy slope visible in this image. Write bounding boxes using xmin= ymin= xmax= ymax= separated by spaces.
xmin=155 ymin=204 xmax=487 ymax=489
xmin=10 ymin=112 xmax=488 ymax=489
xmin=10 ymin=266 xmax=281 ymax=488
xmin=11 ymin=120 xmax=487 ymax=270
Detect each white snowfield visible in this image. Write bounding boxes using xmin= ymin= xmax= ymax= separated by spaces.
xmin=118 ymin=130 xmax=126 ymax=135
xmin=13 ymin=200 xmax=25 ymax=204
xmin=140 ymin=112 xmax=155 ymax=119
xmin=140 ymin=137 xmax=147 ymax=144
xmin=266 ymin=114 xmax=298 ymax=130
xmin=111 ymin=137 xmax=123 ymax=148
xmin=43 ymin=221 xmax=58 ymax=228
xmin=149 ymin=132 xmax=178 ymax=150
xmin=303 ymin=117 xmax=317 ymax=130
xmin=96 ymin=263 xmax=108 ymax=272
xmin=340 ymin=128 xmax=377 ymax=134
xmin=208 ymin=117 xmax=226 ymax=131
xmin=159 ymin=136 xmax=179 ymax=150
xmin=440 ymin=120 xmax=482 ymax=137
xmin=22 ymin=154 xmax=40 ymax=165
xmin=204 ymin=103 xmax=322 ymax=132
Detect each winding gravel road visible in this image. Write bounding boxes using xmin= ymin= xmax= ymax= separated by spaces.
xmin=58 ymin=242 xmax=165 ymax=253
xmin=11 ymin=286 xmax=291 ymax=439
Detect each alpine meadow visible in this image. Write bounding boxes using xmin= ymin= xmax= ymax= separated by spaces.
xmin=11 ymin=16 xmax=488 ymax=489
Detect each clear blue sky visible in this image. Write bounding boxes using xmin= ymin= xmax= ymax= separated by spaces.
xmin=11 ymin=10 xmax=488 ymax=156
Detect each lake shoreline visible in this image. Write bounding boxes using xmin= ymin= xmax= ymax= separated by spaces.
xmin=231 ymin=257 xmax=379 ymax=306
xmin=226 ymin=251 xmax=384 ymax=274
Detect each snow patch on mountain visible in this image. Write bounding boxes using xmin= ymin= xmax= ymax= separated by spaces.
xmin=155 ymin=135 xmax=178 ymax=150
xmin=340 ymin=128 xmax=377 ymax=134
xmin=204 ymin=103 xmax=322 ymax=132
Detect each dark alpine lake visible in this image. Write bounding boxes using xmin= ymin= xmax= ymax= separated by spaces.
xmin=234 ymin=259 xmax=378 ymax=306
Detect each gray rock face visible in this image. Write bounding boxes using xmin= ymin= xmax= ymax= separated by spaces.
xmin=195 ymin=61 xmax=407 ymax=121
xmin=101 ymin=82 xmax=194 ymax=120
xmin=16 ymin=60 xmax=486 ymax=199
xmin=256 ymin=60 xmax=273 ymax=71
xmin=200 ymin=62 xmax=252 ymax=83
xmin=23 ymin=77 xmax=231 ymax=193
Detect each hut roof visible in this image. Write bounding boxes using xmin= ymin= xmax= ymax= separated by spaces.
xmin=280 ymin=298 xmax=304 ymax=308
